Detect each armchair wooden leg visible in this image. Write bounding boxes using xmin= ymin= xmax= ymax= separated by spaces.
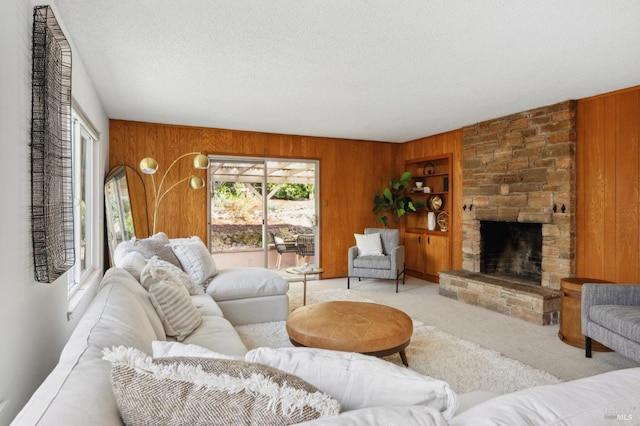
xmin=585 ymin=337 xmax=592 ymax=358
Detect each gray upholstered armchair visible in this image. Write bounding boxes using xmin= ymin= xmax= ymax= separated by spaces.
xmin=582 ymin=283 xmax=640 ymax=363
xmin=347 ymin=228 xmax=405 ymax=293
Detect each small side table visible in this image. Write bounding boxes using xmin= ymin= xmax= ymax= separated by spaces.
xmin=558 ymin=277 xmax=612 ymax=351
xmin=286 ymin=266 xmax=323 ymax=306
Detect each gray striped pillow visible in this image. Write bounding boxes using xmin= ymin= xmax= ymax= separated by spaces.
xmin=148 ymin=278 xmax=202 ymax=341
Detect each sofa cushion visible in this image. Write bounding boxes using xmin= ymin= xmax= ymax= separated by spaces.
xmin=449 ymin=367 xmax=640 ymax=426
xmin=206 ymin=268 xmax=289 ymax=301
xmin=354 ymin=233 xmax=383 ymax=256
xmin=353 ymin=255 xmax=391 ymax=270
xmin=114 ymin=232 xmax=181 ymax=267
xmin=103 ymin=346 xmax=341 ymax=425
xmin=589 ymin=305 xmax=640 ymax=341
xmin=181 ymin=316 xmax=248 ymax=358
xmin=246 ymin=347 xmax=458 ymax=419
xmin=140 ymin=256 xmax=204 ymax=295
xmin=190 ymin=294 xmax=224 ymax=317
xmin=148 ymin=278 xmax=202 ymax=341
xmin=169 ymin=236 xmax=218 ymax=286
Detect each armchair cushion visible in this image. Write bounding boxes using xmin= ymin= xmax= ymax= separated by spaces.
xmin=588 ymin=305 xmax=640 ymax=341
xmin=353 ymin=256 xmax=391 ymax=270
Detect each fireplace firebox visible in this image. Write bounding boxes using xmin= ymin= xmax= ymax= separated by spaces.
xmin=480 ymin=221 xmax=542 ymax=284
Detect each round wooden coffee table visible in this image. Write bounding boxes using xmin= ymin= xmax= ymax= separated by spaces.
xmin=286 ymin=301 xmax=413 ymax=366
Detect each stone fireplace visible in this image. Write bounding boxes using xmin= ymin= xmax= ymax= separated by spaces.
xmin=439 ymin=100 xmax=576 ymax=325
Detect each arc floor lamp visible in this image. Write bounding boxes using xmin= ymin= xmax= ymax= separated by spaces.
xmin=139 ymin=152 xmax=210 ymax=234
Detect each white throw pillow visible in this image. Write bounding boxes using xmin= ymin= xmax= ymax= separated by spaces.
xmin=169 ymin=237 xmax=218 ymax=286
xmin=147 ymin=278 xmax=202 ymax=341
xmin=114 ymin=251 xmax=147 ymax=280
xmin=354 ymin=233 xmax=384 ymax=256
xmin=246 ymin=347 xmax=458 ymax=419
xmin=140 ymin=256 xmax=204 ymax=295
xmin=152 ymin=341 xmax=240 ymax=360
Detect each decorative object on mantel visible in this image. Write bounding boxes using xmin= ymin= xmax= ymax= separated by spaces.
xmin=30 ymin=6 xmax=73 ymax=283
xmin=139 ymin=152 xmax=210 ymax=234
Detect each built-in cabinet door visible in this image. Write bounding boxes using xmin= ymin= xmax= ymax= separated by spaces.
xmin=405 ymin=232 xmax=424 ymax=273
xmin=405 ymin=231 xmax=450 ymax=282
xmin=425 ymin=233 xmax=449 ymax=278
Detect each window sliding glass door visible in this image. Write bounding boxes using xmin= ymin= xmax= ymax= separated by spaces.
xmin=208 ymin=157 xmax=318 ymax=270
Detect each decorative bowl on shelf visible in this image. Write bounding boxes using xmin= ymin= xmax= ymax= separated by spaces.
xmin=415 ymin=182 xmax=423 ymax=188
xmin=427 ymin=194 xmax=443 ymax=211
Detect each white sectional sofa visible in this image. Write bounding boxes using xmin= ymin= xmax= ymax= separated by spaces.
xmin=12 ymin=233 xmax=640 ymax=424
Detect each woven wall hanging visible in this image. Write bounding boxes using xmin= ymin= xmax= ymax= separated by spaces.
xmin=31 ymin=6 xmax=74 ymax=283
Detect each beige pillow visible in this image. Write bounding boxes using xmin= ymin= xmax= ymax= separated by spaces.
xmin=147 ymin=278 xmax=202 ymax=341
xmin=103 ymin=346 xmax=340 ymax=425
xmin=140 ymin=256 xmax=204 ymax=295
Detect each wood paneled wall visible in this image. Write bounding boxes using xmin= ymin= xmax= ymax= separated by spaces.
xmin=109 ymin=120 xmax=398 ymax=278
xmin=399 ymin=130 xmax=464 ymax=269
xmin=576 ymin=86 xmax=640 ymax=282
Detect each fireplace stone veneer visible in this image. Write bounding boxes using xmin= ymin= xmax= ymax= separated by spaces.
xmin=440 ymin=100 xmax=576 ymax=325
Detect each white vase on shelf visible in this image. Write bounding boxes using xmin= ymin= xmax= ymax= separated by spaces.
xmin=427 ymin=212 xmax=436 ymax=230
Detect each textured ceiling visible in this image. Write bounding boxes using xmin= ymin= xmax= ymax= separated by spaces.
xmin=53 ymin=0 xmax=640 ymax=142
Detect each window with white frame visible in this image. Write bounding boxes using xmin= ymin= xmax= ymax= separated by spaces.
xmin=68 ymin=107 xmax=99 ymax=297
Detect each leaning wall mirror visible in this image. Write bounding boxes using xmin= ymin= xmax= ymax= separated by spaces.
xmin=104 ymin=166 xmax=149 ymax=262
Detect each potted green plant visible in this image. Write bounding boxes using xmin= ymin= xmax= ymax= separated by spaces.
xmin=373 ymin=171 xmax=425 ymax=227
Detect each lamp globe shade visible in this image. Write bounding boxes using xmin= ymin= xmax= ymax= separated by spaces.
xmin=139 ymin=157 xmax=158 ymax=174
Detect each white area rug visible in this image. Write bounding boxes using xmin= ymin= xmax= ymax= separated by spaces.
xmin=235 ymin=288 xmax=562 ymax=394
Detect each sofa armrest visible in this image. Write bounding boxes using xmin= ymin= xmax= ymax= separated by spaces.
xmin=581 ymin=283 xmax=640 ymax=332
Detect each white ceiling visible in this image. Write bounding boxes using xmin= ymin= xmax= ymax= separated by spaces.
xmin=54 ymin=0 xmax=640 ymax=143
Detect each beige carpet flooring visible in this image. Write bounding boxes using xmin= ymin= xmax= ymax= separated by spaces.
xmin=284 ymin=274 xmax=639 ymax=382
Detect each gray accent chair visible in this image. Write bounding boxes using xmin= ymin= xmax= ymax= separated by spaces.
xmin=347 ymin=228 xmax=405 ymax=293
xmin=582 ymin=283 xmax=640 ymax=363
